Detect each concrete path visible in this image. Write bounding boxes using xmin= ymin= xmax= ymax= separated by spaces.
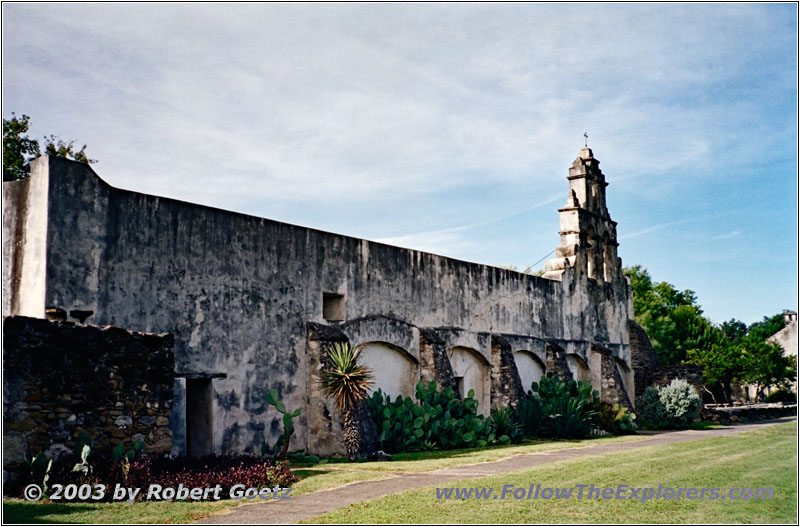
xmin=197 ymin=418 xmax=795 ymax=524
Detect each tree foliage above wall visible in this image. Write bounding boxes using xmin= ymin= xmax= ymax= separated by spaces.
xmin=3 ymin=113 xmax=95 ymax=181
xmin=624 ymin=266 xmax=795 ymax=402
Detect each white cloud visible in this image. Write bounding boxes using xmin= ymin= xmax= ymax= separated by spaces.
xmin=712 ymin=230 xmax=742 ymax=240
xmin=4 ymin=3 xmax=793 ymax=214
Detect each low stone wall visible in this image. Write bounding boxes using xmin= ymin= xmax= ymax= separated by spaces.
xmin=700 ymin=403 xmax=797 ymax=424
xmin=628 ymin=320 xmax=703 ymax=400
xmin=3 ymin=316 xmax=174 ymax=490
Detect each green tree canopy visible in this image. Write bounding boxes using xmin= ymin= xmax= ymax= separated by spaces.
xmin=624 ymin=265 xmax=795 ymax=402
xmin=3 ymin=113 xmax=40 ymax=180
xmin=625 ymin=265 xmax=709 ymax=364
xmin=3 ymin=113 xmax=95 ymax=181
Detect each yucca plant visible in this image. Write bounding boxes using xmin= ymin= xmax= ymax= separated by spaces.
xmin=319 ymin=342 xmax=374 ymax=460
xmin=490 ymin=405 xmax=523 ymax=444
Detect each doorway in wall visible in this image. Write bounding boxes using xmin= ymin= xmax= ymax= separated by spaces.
xmin=186 ymin=378 xmax=213 ymax=457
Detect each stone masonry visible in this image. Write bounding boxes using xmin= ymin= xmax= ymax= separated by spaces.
xmin=3 ymin=315 xmax=174 ymax=490
xmin=628 ymin=319 xmax=703 ymax=399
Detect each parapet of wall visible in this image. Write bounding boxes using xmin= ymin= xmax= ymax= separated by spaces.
xmin=3 ymin=316 xmax=174 ymax=487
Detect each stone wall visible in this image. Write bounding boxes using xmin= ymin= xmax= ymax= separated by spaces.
xmin=628 ymin=320 xmax=659 ymax=399
xmin=593 ymin=344 xmax=634 ymax=410
xmin=489 ymin=335 xmax=525 ymax=408
xmin=3 ymin=316 xmax=174 ymax=488
xmin=700 ymin=403 xmax=797 ymax=424
xmin=628 ymin=320 xmax=703 ymax=401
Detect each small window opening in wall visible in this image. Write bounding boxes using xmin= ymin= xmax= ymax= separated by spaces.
xmin=323 ymin=293 xmax=345 ymax=322
xmin=454 ymin=376 xmax=465 ymax=398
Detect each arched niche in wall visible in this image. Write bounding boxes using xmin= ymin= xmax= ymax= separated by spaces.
xmin=566 ymin=353 xmax=591 ymax=383
xmin=447 ymin=346 xmax=490 ymax=416
xmin=513 ymin=350 xmax=545 ymax=394
xmin=357 ymin=342 xmax=417 ymax=399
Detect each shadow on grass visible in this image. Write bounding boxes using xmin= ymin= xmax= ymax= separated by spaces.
xmin=293 ymin=469 xmax=336 ymax=480
xmin=3 ymin=501 xmax=101 ymax=524
xmin=314 ymin=436 xmax=625 ymax=465
xmin=638 ymin=421 xmax=726 ymax=432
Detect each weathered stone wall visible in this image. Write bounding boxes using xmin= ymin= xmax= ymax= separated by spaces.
xmin=3 ymin=316 xmax=174 ymax=488
xmin=490 ymin=335 xmax=524 ymax=408
xmin=700 ymin=403 xmax=797 ymax=424
xmin=3 ymin=155 xmax=636 ymax=456
xmin=545 ymin=341 xmax=572 ymax=380
xmin=418 ymin=328 xmax=459 ymax=394
xmin=593 ymin=344 xmax=634 ymax=410
xmin=628 ymin=320 xmax=704 ymax=401
xmin=628 ymin=320 xmax=659 ymax=399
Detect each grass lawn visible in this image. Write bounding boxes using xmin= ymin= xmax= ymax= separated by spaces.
xmin=2 ymin=498 xmax=238 ymax=524
xmin=291 ymin=434 xmax=649 ymax=495
xmin=309 ymin=421 xmax=797 ymax=524
xmin=313 ymin=433 xmax=649 ymax=474
xmin=1 ymin=433 xmax=647 ymax=523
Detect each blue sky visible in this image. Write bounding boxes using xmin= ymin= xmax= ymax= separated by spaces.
xmin=2 ymin=3 xmax=797 ymax=325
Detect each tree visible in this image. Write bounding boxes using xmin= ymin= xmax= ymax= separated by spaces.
xmin=625 ymin=265 xmax=795 ymax=403
xmin=42 ymin=135 xmax=96 ymax=165
xmin=746 ymin=313 xmax=787 ymax=342
xmin=685 ymin=343 xmax=742 ymax=403
xmin=720 ymin=319 xmax=747 ymax=342
xmin=319 ymin=342 xmax=374 ymax=460
xmin=624 ymin=265 xmax=707 ymax=364
xmin=2 ymin=113 xmax=96 ymax=181
xmin=739 ymin=335 xmax=796 ymax=400
xmin=3 ymin=113 xmax=40 ymax=180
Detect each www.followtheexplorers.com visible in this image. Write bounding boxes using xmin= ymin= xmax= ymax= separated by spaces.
xmin=435 ymin=484 xmax=774 ymax=501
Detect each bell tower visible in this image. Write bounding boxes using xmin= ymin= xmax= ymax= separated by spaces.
xmin=543 ymin=147 xmax=622 ymax=282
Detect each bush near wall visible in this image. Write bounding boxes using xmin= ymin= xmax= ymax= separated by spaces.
xmin=368 ymin=376 xmax=628 ymax=453
xmin=515 ymin=376 xmax=601 ymax=439
xmin=367 ymin=382 xmax=497 ymax=453
xmin=637 ymin=379 xmax=701 ymax=429
xmin=766 ymin=389 xmax=797 ymax=403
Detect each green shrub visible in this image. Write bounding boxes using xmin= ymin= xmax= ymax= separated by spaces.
xmin=766 ymin=388 xmax=797 ymax=403
xmin=637 ymin=379 xmax=700 ymax=429
xmin=593 ymin=401 xmax=637 ymax=435
xmin=519 ymin=376 xmax=598 ymax=439
xmin=367 ymin=381 xmax=495 ymax=453
xmin=515 ymin=393 xmax=544 ymax=437
xmin=637 ymin=385 xmax=670 ymax=428
xmin=263 ymin=388 xmax=302 ymax=460
xmin=24 ymin=451 xmax=52 ymax=493
xmin=490 ymin=405 xmax=523 ymax=444
xmin=660 ymin=379 xmax=701 ymax=426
